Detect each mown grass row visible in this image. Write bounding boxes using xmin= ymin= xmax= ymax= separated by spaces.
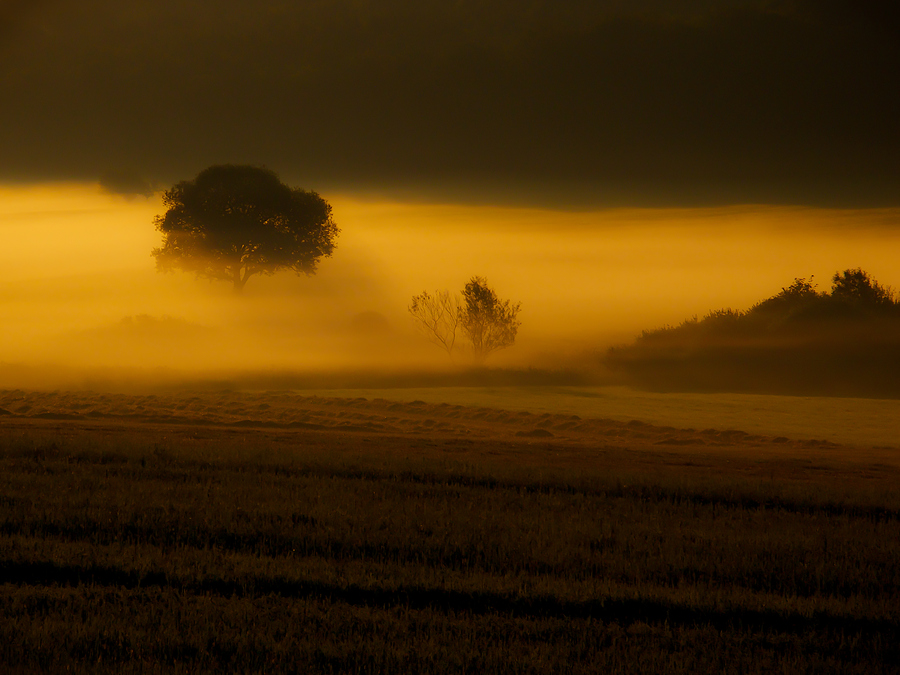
xmin=1 ymin=424 xmax=898 ymax=673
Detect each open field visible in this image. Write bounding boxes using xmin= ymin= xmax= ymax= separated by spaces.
xmin=1 ymin=387 xmax=899 ymax=673
xmin=288 ymin=385 xmax=900 ymax=449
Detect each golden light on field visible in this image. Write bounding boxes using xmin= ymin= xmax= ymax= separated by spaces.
xmin=1 ymin=182 xmax=900 ymax=382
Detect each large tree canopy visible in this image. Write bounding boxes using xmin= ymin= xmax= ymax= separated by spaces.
xmin=152 ymin=165 xmax=339 ymax=292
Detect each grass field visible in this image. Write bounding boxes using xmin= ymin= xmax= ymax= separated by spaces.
xmin=290 ymin=385 xmax=900 ymax=448
xmin=1 ymin=387 xmax=898 ymax=673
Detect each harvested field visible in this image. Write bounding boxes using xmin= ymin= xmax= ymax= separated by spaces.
xmin=1 ymin=388 xmax=898 ymax=673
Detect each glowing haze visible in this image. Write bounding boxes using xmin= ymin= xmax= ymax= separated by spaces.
xmin=2 ymin=0 xmax=899 ymax=386
xmin=2 ymin=182 xmax=899 ymax=387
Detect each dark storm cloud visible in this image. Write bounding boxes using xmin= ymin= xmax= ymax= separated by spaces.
xmin=98 ymin=168 xmax=157 ymax=198
xmin=1 ymin=0 xmax=898 ymax=207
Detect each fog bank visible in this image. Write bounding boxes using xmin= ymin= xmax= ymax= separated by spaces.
xmin=2 ymin=184 xmax=900 ymax=390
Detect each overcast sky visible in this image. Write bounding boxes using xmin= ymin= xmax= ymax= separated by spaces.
xmin=2 ymin=0 xmax=899 ymax=207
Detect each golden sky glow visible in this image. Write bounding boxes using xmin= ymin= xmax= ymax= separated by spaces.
xmin=2 ymin=183 xmax=900 ymax=381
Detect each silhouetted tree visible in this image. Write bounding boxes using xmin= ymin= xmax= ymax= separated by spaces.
xmin=408 ymin=289 xmax=461 ymax=356
xmin=152 ymin=165 xmax=338 ymax=292
xmin=749 ymin=276 xmax=824 ymax=325
xmin=461 ymin=276 xmax=521 ymax=362
xmin=751 ymin=276 xmax=819 ymax=310
xmin=409 ymin=277 xmax=521 ymax=362
xmin=831 ymin=268 xmax=894 ymax=307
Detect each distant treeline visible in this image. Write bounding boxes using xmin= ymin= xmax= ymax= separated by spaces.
xmin=606 ymin=269 xmax=900 ymax=397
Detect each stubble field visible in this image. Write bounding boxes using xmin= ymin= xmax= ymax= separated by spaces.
xmin=1 ymin=387 xmax=898 ymax=673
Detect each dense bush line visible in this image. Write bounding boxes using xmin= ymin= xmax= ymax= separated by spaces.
xmin=607 ymin=269 xmax=900 ymax=396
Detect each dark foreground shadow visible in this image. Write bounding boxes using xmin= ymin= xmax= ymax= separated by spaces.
xmin=4 ymin=559 xmax=896 ymax=640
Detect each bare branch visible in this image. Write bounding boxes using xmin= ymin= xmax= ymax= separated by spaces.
xmin=408 ymin=289 xmax=461 ymax=356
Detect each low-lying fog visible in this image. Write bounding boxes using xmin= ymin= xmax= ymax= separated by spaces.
xmin=2 ymin=183 xmax=900 ymax=390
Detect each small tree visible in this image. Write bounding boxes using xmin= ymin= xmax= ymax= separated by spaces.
xmin=461 ymin=276 xmax=521 ymax=362
xmin=779 ymin=276 xmax=820 ymax=301
xmin=831 ymin=268 xmax=894 ymax=307
xmin=408 ymin=289 xmax=461 ymax=356
xmin=152 ymin=165 xmax=339 ymax=292
xmin=410 ymin=276 xmax=520 ymax=362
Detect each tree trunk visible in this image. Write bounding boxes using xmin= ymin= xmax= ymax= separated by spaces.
xmin=232 ymin=269 xmax=246 ymax=293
